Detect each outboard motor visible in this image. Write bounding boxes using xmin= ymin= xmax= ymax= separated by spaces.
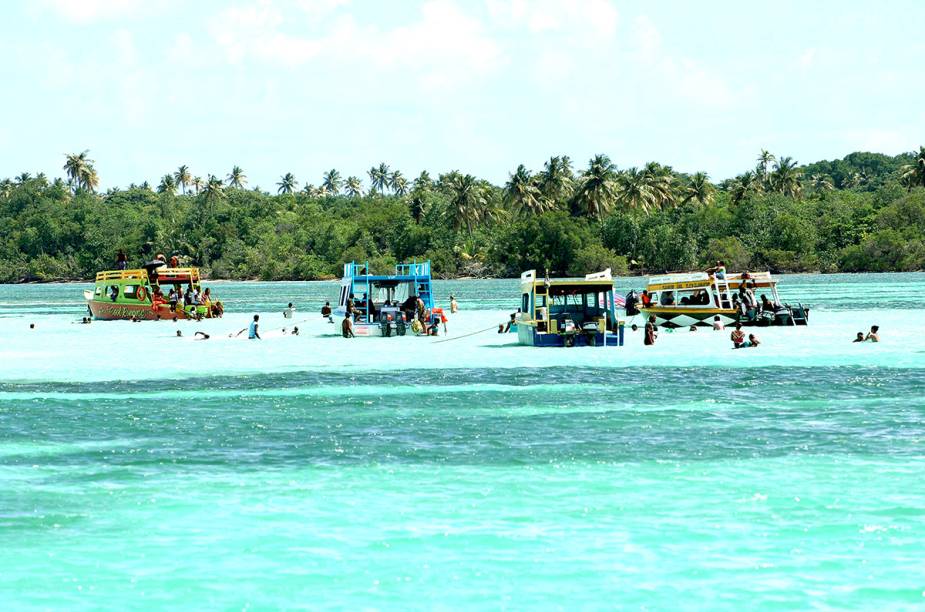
xmin=624 ymin=290 xmax=639 ymax=316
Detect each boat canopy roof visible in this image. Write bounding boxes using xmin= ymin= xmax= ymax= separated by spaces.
xmin=520 ymin=269 xmax=614 ymax=293
xmin=341 ymin=260 xmax=431 ymax=283
xmin=95 ymin=267 xmax=201 ymax=284
xmin=646 ymin=271 xmax=776 ymax=291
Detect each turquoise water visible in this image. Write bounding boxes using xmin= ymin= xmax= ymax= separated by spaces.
xmin=1 ymin=274 xmax=924 ymax=608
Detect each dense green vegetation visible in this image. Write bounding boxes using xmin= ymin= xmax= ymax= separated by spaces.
xmin=1 ymin=147 xmax=924 ymax=282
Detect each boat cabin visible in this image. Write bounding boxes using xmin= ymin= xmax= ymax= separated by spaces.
xmin=516 ymin=269 xmax=624 ymax=347
xmin=335 ymin=260 xmax=435 ymax=336
xmin=638 ymin=270 xmax=808 ymax=327
xmin=86 ymin=265 xmax=220 ymax=320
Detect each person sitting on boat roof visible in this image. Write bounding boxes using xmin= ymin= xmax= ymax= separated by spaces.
xmin=116 ymin=249 xmax=128 ymax=270
xmin=706 ymin=260 xmax=726 ymax=280
xmin=170 ymin=255 xmax=179 ymax=268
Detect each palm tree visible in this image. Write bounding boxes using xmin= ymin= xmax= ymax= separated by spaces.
xmin=757 ymin=149 xmax=775 ymax=178
xmin=203 ymin=175 xmax=225 ymax=211
xmin=174 ymin=165 xmax=191 ymax=194
xmin=14 ymin=172 xmax=32 ymax=185
xmin=158 ymin=174 xmax=176 ymax=194
xmin=413 ymin=170 xmax=433 ymax=193
xmin=227 ymin=166 xmax=247 ymax=189
xmin=192 ymin=176 xmax=204 ymax=194
xmin=322 ymin=169 xmax=342 ymax=195
xmin=770 ymin=156 xmax=802 ymax=198
xmin=615 ymin=167 xmax=657 ymax=214
xmin=391 ymin=170 xmax=409 ymax=196
xmin=445 ymin=172 xmax=486 ymax=234
xmin=808 ymin=173 xmax=834 ymax=198
xmin=728 ymin=170 xmax=763 ymax=205
xmin=540 ymin=155 xmax=574 ymax=205
xmin=898 ymin=147 xmax=925 ymax=189
xmin=344 ymin=176 xmax=363 ymax=197
xmin=504 ymin=164 xmax=546 ymax=215
xmin=368 ymin=163 xmax=390 ymax=194
xmin=80 ymin=166 xmax=100 ymax=192
xmin=642 ymin=161 xmax=675 ymax=209
xmin=0 ymin=178 xmax=13 ymax=198
xmin=277 ymin=172 xmax=297 ymax=195
xmin=575 ymin=154 xmax=618 ymax=225
xmin=680 ymin=172 xmax=715 ymax=207
xmin=63 ymin=150 xmax=92 ymax=192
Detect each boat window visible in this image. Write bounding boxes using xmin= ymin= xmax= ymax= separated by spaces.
xmin=124 ymin=285 xmax=138 ymax=296
xmin=521 ymin=293 xmax=529 ymax=313
xmin=675 ymin=288 xmax=712 ymax=306
xmin=95 ymin=286 xmax=102 ymax=296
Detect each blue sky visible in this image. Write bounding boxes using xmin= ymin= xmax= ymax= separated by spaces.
xmin=1 ymin=0 xmax=923 ymax=190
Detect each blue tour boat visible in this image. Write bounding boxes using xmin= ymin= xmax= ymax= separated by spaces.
xmin=335 ymin=260 xmax=435 ymax=337
xmin=516 ymin=269 xmax=625 ymax=347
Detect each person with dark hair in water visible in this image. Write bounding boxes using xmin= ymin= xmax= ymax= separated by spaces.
xmin=342 ymin=314 xmax=355 ymax=338
xmin=644 ymin=315 xmax=658 ymax=346
xmin=853 ymin=332 xmax=865 ymax=343
xmin=865 ymin=325 xmax=880 ymax=342
xmin=321 ymin=301 xmax=333 ymax=323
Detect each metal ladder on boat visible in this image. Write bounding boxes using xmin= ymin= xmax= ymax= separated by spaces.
xmin=713 ymin=275 xmax=732 ymax=309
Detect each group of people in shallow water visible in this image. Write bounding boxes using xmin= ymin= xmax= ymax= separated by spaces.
xmin=337 ymin=293 xmax=454 ymax=338
xmin=639 ymin=315 xmax=761 ymax=349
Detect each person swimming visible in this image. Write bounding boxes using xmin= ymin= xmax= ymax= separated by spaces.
xmin=865 ymin=325 xmax=880 ymax=342
xmin=853 ymin=331 xmax=865 ymax=343
xmin=194 ymin=331 xmax=210 ymax=340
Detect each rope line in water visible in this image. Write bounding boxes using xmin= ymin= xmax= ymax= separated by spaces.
xmin=430 ymin=325 xmax=503 ymax=344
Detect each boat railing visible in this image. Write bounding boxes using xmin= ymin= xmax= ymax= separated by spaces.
xmin=395 ymin=261 xmax=430 ymax=277
xmin=95 ymin=269 xmax=148 ymax=282
xmin=156 ymin=268 xmax=201 ymax=284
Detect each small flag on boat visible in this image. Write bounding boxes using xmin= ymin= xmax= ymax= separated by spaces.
xmin=613 ymin=293 xmax=626 ymax=307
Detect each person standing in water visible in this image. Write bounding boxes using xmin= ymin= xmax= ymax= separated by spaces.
xmin=283 ymin=303 xmax=295 ymax=319
xmin=865 ymin=325 xmax=880 ymax=342
xmin=449 ymin=295 xmax=459 ymax=314
xmin=644 ymin=316 xmax=658 ymax=345
xmin=321 ymin=301 xmax=333 ymax=323
xmin=342 ymin=315 xmax=355 ymax=338
xmin=248 ymin=315 xmax=261 ymax=339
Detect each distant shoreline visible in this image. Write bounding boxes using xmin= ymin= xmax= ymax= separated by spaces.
xmin=4 ymin=269 xmax=922 ymax=285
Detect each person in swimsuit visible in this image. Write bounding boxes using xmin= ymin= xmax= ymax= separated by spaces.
xmin=730 ymin=323 xmax=746 ymax=348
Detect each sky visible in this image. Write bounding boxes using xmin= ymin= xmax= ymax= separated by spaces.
xmin=1 ymin=0 xmax=923 ymax=190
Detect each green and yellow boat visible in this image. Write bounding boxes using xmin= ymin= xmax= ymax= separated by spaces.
xmin=84 ymin=264 xmax=221 ymax=320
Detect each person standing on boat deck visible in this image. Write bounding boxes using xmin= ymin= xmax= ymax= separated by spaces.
xmin=116 ymin=249 xmax=127 ymax=270
xmin=283 ymin=303 xmax=295 ymax=319
xmin=644 ymin=316 xmax=658 ymax=345
xmin=248 ymin=315 xmax=261 ymax=339
xmin=341 ymin=315 xmax=355 ymax=338
xmin=450 ymin=295 xmax=459 ymax=314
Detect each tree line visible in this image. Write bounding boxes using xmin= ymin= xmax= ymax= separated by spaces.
xmin=1 ymin=147 xmax=923 ymax=283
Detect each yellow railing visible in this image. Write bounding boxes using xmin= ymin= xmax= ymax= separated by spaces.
xmin=95 ymin=269 xmax=148 ymax=282
xmin=95 ymin=267 xmax=201 ymax=283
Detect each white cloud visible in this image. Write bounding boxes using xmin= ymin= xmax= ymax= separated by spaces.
xmin=798 ymin=48 xmax=816 ymax=69
xmin=845 ymin=129 xmax=911 ymax=153
xmin=486 ymin=0 xmax=618 ymax=41
xmin=209 ymin=0 xmax=504 ymax=90
xmin=40 ymin=0 xmax=170 ymax=23
xmin=630 ymin=15 xmax=736 ymax=109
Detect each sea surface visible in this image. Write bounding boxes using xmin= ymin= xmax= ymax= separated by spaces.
xmin=1 ymin=274 xmax=924 ymax=609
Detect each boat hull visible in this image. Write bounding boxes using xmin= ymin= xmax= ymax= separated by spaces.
xmin=639 ymin=306 xmax=808 ymax=328
xmin=517 ymin=324 xmax=624 ymax=347
xmin=87 ymin=300 xmax=201 ymax=321
xmin=350 ymin=321 xmax=408 ymax=337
